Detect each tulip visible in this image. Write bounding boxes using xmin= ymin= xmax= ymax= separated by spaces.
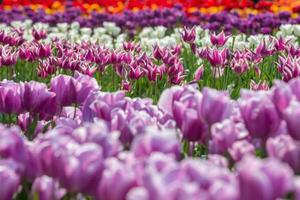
xmin=267 ymin=134 xmax=300 ymax=173
xmin=207 ymin=154 xmax=228 ymax=168
xmin=207 ymin=48 xmax=228 ymax=67
xmin=131 ymin=128 xmax=180 ymax=160
xmin=283 ymin=100 xmax=300 ymax=141
xmin=271 ymin=80 xmax=294 ymax=116
xmin=239 ymin=91 xmax=280 ymax=140
xmin=210 ymin=31 xmax=229 ymax=47
xmin=295 ymin=178 xmax=300 ymax=200
xmin=201 ymin=88 xmax=233 ymax=126
xmin=0 ymin=80 xmax=21 ymax=114
xmin=237 ymin=156 xmax=294 ymax=200
xmin=38 ymin=44 xmax=51 ymax=58
xmin=0 ymin=164 xmax=20 ymax=200
xmin=31 ymin=176 xmax=66 ymax=200
xmin=20 ymin=81 xmax=56 ymax=113
xmin=209 ymin=119 xmax=248 ymax=154
xmin=50 ymin=75 xmax=79 ymax=107
xmin=228 ymin=140 xmax=255 ymax=162
xmin=288 ymin=78 xmax=300 ymax=101
xmin=74 ymin=71 xmax=99 ymax=104
xmin=181 ymin=26 xmax=196 ymax=44
xmin=32 ymin=28 xmax=47 ymax=41
xmin=193 ymin=65 xmax=204 ymax=81
xmin=97 ymin=158 xmax=138 ymax=200
xmin=57 ymin=144 xmax=104 ymax=195
xmin=250 ymin=80 xmax=269 ymax=91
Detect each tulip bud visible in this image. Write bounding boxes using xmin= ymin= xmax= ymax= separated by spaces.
xmin=267 ymin=134 xmax=300 ymax=173
xmin=193 ymin=65 xmax=204 ymax=81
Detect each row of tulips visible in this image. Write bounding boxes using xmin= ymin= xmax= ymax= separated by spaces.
xmin=0 ymin=0 xmax=280 ymax=12
xmin=2 ymin=22 xmax=300 ymax=99
xmin=1 ymin=70 xmax=300 ymax=199
xmin=1 ymin=6 xmax=300 ymax=34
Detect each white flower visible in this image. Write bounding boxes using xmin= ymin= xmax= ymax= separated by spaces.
xmin=103 ymin=22 xmax=121 ymax=36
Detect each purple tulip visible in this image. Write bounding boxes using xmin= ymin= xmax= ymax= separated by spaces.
xmin=250 ymin=80 xmax=269 ymax=91
xmin=201 ymin=88 xmax=233 ymax=126
xmin=193 ymin=65 xmax=204 ymax=81
xmin=295 ymin=178 xmax=300 ymax=200
xmin=50 ymin=75 xmax=79 ymax=107
xmin=207 ymin=48 xmax=227 ymax=67
xmin=271 ymin=81 xmax=294 ymax=116
xmin=0 ymin=164 xmax=20 ymax=200
xmin=20 ymin=81 xmax=56 ymax=113
xmin=209 ymin=119 xmax=248 ymax=154
xmin=31 ymin=176 xmax=66 ymax=200
xmin=159 ymin=86 xmax=208 ymax=142
xmin=97 ymin=158 xmax=138 ymax=200
xmin=210 ymin=31 xmax=229 ymax=47
xmin=237 ymin=156 xmax=294 ymax=200
xmin=0 ymin=80 xmax=21 ymax=114
xmin=228 ymin=140 xmax=255 ymax=161
xmin=0 ymin=126 xmax=26 ymax=163
xmin=239 ymin=91 xmax=280 ymax=140
xmin=283 ymin=100 xmax=300 ymax=141
xmin=71 ymin=121 xmax=122 ymax=158
xmin=181 ymin=26 xmax=196 ymax=44
xmin=267 ymin=134 xmax=300 ymax=173
xmin=74 ymin=71 xmax=100 ymax=104
xmin=131 ymin=128 xmax=180 ymax=160
xmin=288 ymin=78 xmax=300 ymax=101
xmin=56 ymin=143 xmax=104 ymax=195
xmin=207 ymin=154 xmax=228 ymax=168
xmin=32 ymin=28 xmax=47 ymax=41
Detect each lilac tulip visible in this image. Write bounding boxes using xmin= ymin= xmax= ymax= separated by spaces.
xmin=201 ymin=88 xmax=233 ymax=126
xmin=0 ymin=80 xmax=21 ymax=114
xmin=20 ymin=81 xmax=56 ymax=113
xmin=209 ymin=119 xmax=248 ymax=154
xmin=50 ymin=75 xmax=79 ymax=107
xmin=288 ymin=78 xmax=300 ymax=101
xmin=283 ymin=100 xmax=300 ymax=141
xmin=97 ymin=158 xmax=138 ymax=200
xmin=239 ymin=91 xmax=280 ymax=140
xmin=272 ymin=81 xmax=294 ymax=116
xmin=31 ymin=176 xmax=66 ymax=200
xmin=267 ymin=134 xmax=300 ymax=173
xmin=207 ymin=154 xmax=228 ymax=168
xmin=74 ymin=71 xmax=100 ymax=104
xmin=0 ymin=164 xmax=20 ymax=200
xmin=237 ymin=156 xmax=294 ymax=200
xmin=0 ymin=126 xmax=26 ymax=163
xmin=56 ymin=144 xmax=104 ymax=195
xmin=295 ymin=178 xmax=300 ymax=200
xmin=228 ymin=140 xmax=255 ymax=161
xmin=131 ymin=128 xmax=180 ymax=160
xmin=159 ymin=86 xmax=208 ymax=142
xmin=72 ymin=121 xmax=122 ymax=158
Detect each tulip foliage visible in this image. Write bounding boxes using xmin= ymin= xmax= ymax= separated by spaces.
xmin=1 ymin=4 xmax=300 ymax=200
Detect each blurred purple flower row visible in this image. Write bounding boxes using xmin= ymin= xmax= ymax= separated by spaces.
xmin=0 ymin=121 xmax=299 ymax=200
xmin=0 ymin=63 xmax=300 ymax=199
xmin=1 ymin=5 xmax=299 ymax=34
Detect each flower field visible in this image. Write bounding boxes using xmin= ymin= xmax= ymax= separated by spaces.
xmin=1 ymin=0 xmax=300 ymax=200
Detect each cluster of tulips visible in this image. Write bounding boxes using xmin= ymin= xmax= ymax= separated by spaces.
xmin=1 ymin=21 xmax=300 ymax=100
xmin=1 ymin=2 xmax=300 ymax=200
xmin=1 ymin=70 xmax=300 ymax=199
